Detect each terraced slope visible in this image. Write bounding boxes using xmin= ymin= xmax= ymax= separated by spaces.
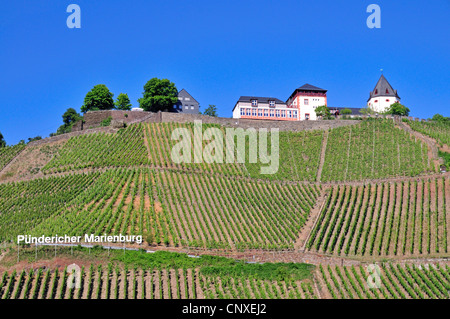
xmin=307 ymin=178 xmax=450 ymax=257
xmin=318 ymin=263 xmax=450 ymax=299
xmin=0 ymin=168 xmax=320 ymax=250
xmin=408 ymin=120 xmax=450 ymax=148
xmin=0 ymin=144 xmax=26 ymax=172
xmin=322 ymin=119 xmax=433 ymax=181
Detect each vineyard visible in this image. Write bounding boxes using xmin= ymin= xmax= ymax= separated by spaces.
xmin=408 ymin=120 xmax=450 ymax=148
xmin=0 ymin=172 xmax=100 ymax=242
xmin=0 ymin=144 xmax=25 ymax=171
xmin=0 ymin=167 xmax=320 ymax=250
xmin=321 ymin=119 xmax=433 ymax=181
xmin=0 ymin=248 xmax=317 ymax=299
xmin=318 ymin=263 xmax=450 ymax=299
xmin=307 ymin=177 xmax=450 ymax=257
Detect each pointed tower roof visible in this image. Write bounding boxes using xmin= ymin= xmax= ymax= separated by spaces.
xmin=178 ymin=89 xmax=199 ymax=104
xmin=368 ymin=74 xmax=400 ymax=101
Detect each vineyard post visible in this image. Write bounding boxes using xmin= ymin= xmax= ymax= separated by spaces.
xmin=55 ymin=245 xmax=56 ymax=258
xmin=17 ymin=242 xmax=19 ymax=263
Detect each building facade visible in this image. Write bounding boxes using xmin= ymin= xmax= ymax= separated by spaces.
xmin=286 ymin=84 xmax=327 ymax=121
xmin=173 ymin=89 xmax=200 ymax=114
xmin=367 ymin=74 xmax=400 ymax=113
xmin=232 ymin=96 xmax=298 ymax=121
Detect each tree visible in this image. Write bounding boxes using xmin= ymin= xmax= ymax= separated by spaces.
xmin=385 ymin=102 xmax=410 ymax=116
xmin=0 ymin=132 xmax=6 ymax=148
xmin=431 ymin=114 xmax=450 ymax=122
xmin=81 ymin=84 xmax=115 ymax=113
xmin=28 ymin=136 xmax=42 ymax=143
xmin=56 ymin=108 xmax=82 ymax=135
xmin=315 ymin=105 xmax=331 ymax=119
xmin=360 ymin=106 xmax=376 ymax=115
xmin=203 ymin=105 xmax=218 ymax=117
xmin=115 ymin=93 xmax=132 ymax=110
xmin=342 ymin=108 xmax=352 ymax=115
xmin=138 ymin=78 xmax=178 ymax=112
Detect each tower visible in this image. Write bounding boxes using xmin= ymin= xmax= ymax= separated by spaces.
xmin=367 ymin=74 xmax=400 ymax=113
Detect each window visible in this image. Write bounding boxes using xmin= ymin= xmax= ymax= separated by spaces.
xmin=281 ymin=110 xmax=286 ymax=118
xmin=258 ymin=109 xmax=263 ymax=117
xmin=304 ymin=99 xmax=309 ymax=105
xmin=264 ymin=109 xmax=268 ymax=117
xmin=246 ymin=109 xmax=251 ymax=116
xmin=270 ymin=110 xmax=274 ymax=117
xmin=251 ymin=99 xmax=258 ymax=106
xmin=375 ymin=89 xmax=378 ymax=94
xmin=269 ymin=100 xmax=275 ymax=107
xmin=240 ymin=108 xmax=245 ymax=116
xmin=185 ymin=106 xmax=189 ymax=109
xmin=252 ymin=109 xmax=257 ymax=116
xmin=185 ymin=98 xmax=190 ymax=101
xmin=191 ymin=106 xmax=194 ymax=109
xmin=305 ymin=113 xmax=310 ymax=120
xmin=386 ymin=99 xmax=390 ymax=102
xmin=293 ymin=110 xmax=298 ymax=118
xmin=374 ymin=100 xmax=378 ymax=103
xmin=386 ymin=89 xmax=389 ymax=94
xmin=276 ymin=110 xmax=280 ymax=118
xmin=288 ymin=110 xmax=292 ymax=118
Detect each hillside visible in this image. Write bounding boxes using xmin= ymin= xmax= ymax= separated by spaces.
xmin=0 ymin=116 xmax=449 ymax=300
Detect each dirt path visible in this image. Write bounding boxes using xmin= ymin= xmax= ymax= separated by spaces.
xmin=399 ymin=121 xmax=442 ymax=170
xmin=295 ymin=190 xmax=328 ymax=250
xmin=316 ymin=130 xmax=329 ymax=182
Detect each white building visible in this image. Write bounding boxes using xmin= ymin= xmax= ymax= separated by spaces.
xmin=367 ymin=74 xmax=400 ymax=113
xmin=232 ymin=96 xmax=298 ymax=121
xmin=286 ymin=84 xmax=328 ymax=121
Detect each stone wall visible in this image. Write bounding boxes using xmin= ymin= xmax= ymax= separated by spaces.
xmin=72 ymin=110 xmax=158 ymax=131
xmin=160 ymin=113 xmax=361 ymax=132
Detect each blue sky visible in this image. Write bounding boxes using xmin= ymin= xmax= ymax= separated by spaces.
xmin=0 ymin=0 xmax=449 ymax=145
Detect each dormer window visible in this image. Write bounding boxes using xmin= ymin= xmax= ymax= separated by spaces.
xmin=386 ymin=89 xmax=389 ymax=94
xmin=269 ymin=100 xmax=276 ymax=107
xmin=251 ymin=99 xmax=258 ymax=107
xmin=375 ymin=89 xmax=378 ymax=94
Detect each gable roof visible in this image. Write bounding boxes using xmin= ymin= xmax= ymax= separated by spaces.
xmin=297 ymin=83 xmax=327 ymax=92
xmin=287 ymin=83 xmax=327 ymax=103
xmin=233 ymin=96 xmax=286 ymax=112
xmin=238 ymin=96 xmax=285 ymax=104
xmin=178 ymin=89 xmax=199 ymax=104
xmin=368 ymin=75 xmax=400 ymax=101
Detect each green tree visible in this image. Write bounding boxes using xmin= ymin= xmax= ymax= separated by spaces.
xmin=315 ymin=105 xmax=331 ymax=119
xmin=385 ymin=102 xmax=410 ymax=116
xmin=81 ymin=84 xmax=115 ymax=113
xmin=138 ymin=78 xmax=178 ymax=112
xmin=27 ymin=136 xmax=42 ymax=143
xmin=0 ymin=132 xmax=6 ymax=148
xmin=203 ymin=105 xmax=218 ymax=117
xmin=115 ymin=93 xmax=132 ymax=110
xmin=431 ymin=114 xmax=450 ymax=122
xmin=56 ymin=108 xmax=82 ymax=135
xmin=360 ymin=106 xmax=376 ymax=115
xmin=341 ymin=108 xmax=352 ymax=115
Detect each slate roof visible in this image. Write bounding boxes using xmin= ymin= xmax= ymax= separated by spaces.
xmin=296 ymin=84 xmax=327 ymax=92
xmin=287 ymin=83 xmax=327 ymax=103
xmin=178 ymin=89 xmax=199 ymax=104
xmin=237 ymin=96 xmax=286 ymax=104
xmin=233 ymin=96 xmax=286 ymax=112
xmin=368 ymin=75 xmax=400 ymax=101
